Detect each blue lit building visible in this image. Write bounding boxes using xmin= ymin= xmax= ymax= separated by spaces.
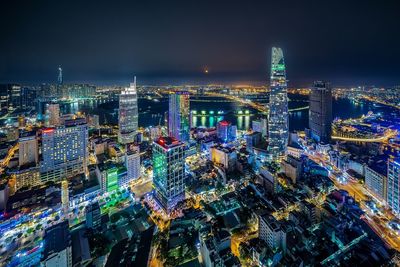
xmin=387 ymin=157 xmax=400 ymax=216
xmin=216 ymin=120 xmax=236 ymax=143
xmin=168 ymin=91 xmax=190 ymax=142
xmin=268 ymin=47 xmax=288 ymax=158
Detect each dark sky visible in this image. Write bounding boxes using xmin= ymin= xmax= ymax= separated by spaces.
xmin=1 ymin=0 xmax=399 ymax=86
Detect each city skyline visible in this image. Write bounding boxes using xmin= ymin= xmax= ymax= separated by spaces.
xmin=1 ymin=2 xmax=400 ymax=266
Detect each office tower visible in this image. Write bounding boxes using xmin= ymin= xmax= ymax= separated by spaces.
xmin=309 ymin=81 xmax=332 ymax=143
xmin=153 ymin=137 xmax=186 ymax=212
xmin=58 ymin=66 xmax=63 ymax=85
xmin=40 ymin=118 xmax=88 ymax=182
xmin=252 ymin=118 xmax=268 ymax=137
xmin=125 ymin=144 xmax=141 ymax=183
xmin=387 ymin=157 xmax=400 ymax=215
xmin=18 ymin=131 xmax=39 ymax=167
xmin=10 ymin=84 xmax=21 ymax=109
xmin=365 ymin=164 xmax=387 ymax=203
xmin=46 ymin=103 xmax=60 ymax=126
xmin=86 ymin=201 xmax=101 ymax=229
xmin=61 ymin=180 xmax=69 ymax=213
xmin=42 ymin=221 xmax=72 ymax=267
xmin=268 ymin=47 xmax=288 ymax=158
xmin=20 ymin=86 xmax=37 ymax=109
xmin=168 ymin=91 xmax=190 ymax=142
xmin=118 ymin=77 xmax=138 ymax=144
xmin=216 ymin=120 xmax=236 ymax=143
xmin=101 ymin=166 xmax=119 ymax=192
xmin=245 ymin=131 xmax=262 ymax=152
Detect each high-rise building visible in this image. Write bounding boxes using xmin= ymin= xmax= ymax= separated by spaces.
xmin=216 ymin=120 xmax=236 ymax=143
xmin=18 ymin=131 xmax=39 ymax=167
xmin=268 ymin=47 xmax=288 ymax=158
xmin=46 ymin=103 xmax=60 ymax=126
xmin=258 ymin=214 xmax=286 ymax=252
xmin=210 ymin=145 xmax=237 ymax=173
xmin=168 ymin=91 xmax=190 ymax=142
xmin=40 ymin=118 xmax=88 ymax=182
xmin=125 ymin=144 xmax=141 ymax=184
xmin=118 ymin=77 xmax=138 ymax=144
xmin=58 ymin=66 xmax=63 ymax=85
xmin=309 ymin=81 xmax=332 ymax=143
xmin=153 ymin=137 xmax=186 ymax=212
xmin=42 ymin=221 xmax=72 ymax=267
xmin=387 ymin=157 xmax=400 ymax=216
xmin=252 ymin=118 xmax=268 ymax=137
xmin=10 ymin=84 xmax=21 ymax=109
xmin=365 ymin=164 xmax=387 ymax=203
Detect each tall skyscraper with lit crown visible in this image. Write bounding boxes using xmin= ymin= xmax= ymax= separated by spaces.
xmin=168 ymin=91 xmax=190 ymax=142
xmin=268 ymin=47 xmax=288 ymax=158
xmin=118 ymin=77 xmax=139 ymax=144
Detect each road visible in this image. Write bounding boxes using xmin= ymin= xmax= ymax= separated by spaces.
xmin=306 ymin=152 xmax=400 ymax=251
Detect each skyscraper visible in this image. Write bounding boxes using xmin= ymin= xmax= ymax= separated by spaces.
xmin=216 ymin=120 xmax=237 ymax=143
xmin=118 ymin=77 xmax=138 ymax=144
xmin=387 ymin=157 xmax=400 ymax=216
xmin=153 ymin=137 xmax=186 ymax=212
xmin=168 ymin=91 xmax=190 ymax=142
xmin=309 ymin=81 xmax=332 ymax=143
xmin=58 ymin=66 xmax=63 ymax=85
xmin=125 ymin=144 xmax=141 ymax=183
xmin=18 ymin=131 xmax=39 ymax=167
xmin=40 ymin=118 xmax=88 ymax=182
xmin=268 ymin=47 xmax=288 ymax=158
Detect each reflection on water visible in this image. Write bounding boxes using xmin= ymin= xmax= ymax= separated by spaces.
xmin=59 ymin=96 xmax=386 ymax=132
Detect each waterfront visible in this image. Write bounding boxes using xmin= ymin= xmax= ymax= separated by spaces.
xmin=60 ymin=94 xmax=396 ymax=131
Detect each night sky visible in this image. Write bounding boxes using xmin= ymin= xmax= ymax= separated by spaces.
xmin=1 ymin=0 xmax=399 ymax=86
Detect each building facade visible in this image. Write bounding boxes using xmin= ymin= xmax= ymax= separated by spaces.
xmin=387 ymin=157 xmax=400 ymax=215
xmin=40 ymin=118 xmax=89 ymax=182
xmin=268 ymin=47 xmax=288 ymax=158
xmin=309 ymin=81 xmax=332 ymax=143
xmin=118 ymin=78 xmax=138 ymax=144
xmin=168 ymin=91 xmax=190 ymax=142
xmin=153 ymin=137 xmax=186 ymax=212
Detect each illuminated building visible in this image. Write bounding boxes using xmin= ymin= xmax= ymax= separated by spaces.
xmin=252 ymin=118 xmax=268 ymax=137
xmin=210 ymin=145 xmax=237 ymax=173
xmin=309 ymin=81 xmax=332 ymax=143
xmin=153 ymin=137 xmax=186 ymax=212
xmin=46 ymin=103 xmax=60 ymax=126
xmin=216 ymin=120 xmax=236 ymax=143
xmin=42 ymin=221 xmax=72 ymax=267
xmin=10 ymin=84 xmax=21 ymax=109
xmin=125 ymin=144 xmax=141 ymax=184
xmin=118 ymin=77 xmax=138 ymax=144
xmin=365 ymin=164 xmax=387 ymax=203
xmin=18 ymin=131 xmax=38 ymax=167
xmin=8 ymin=166 xmax=41 ymax=191
xmin=268 ymin=47 xmax=288 ymax=158
xmin=103 ymin=167 xmax=118 ymax=192
xmin=58 ymin=66 xmax=63 ymax=85
xmin=61 ymin=180 xmax=69 ymax=213
xmin=168 ymin=91 xmax=190 ymax=142
xmin=387 ymin=157 xmax=400 ymax=216
xmin=40 ymin=118 xmax=88 ymax=183
xmin=245 ymin=131 xmax=262 ymax=152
